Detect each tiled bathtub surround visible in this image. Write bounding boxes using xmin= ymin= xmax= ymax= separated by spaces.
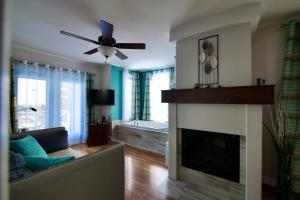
xmin=112 ymin=124 xmax=168 ymax=155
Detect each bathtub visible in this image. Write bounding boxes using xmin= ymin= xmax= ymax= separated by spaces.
xmin=112 ymin=120 xmax=169 ymax=155
xmin=121 ymin=120 xmax=168 ymax=133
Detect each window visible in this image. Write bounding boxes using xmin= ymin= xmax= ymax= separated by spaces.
xmin=13 ymin=62 xmax=87 ymax=145
xmin=17 ymin=78 xmax=46 ymax=130
xmin=60 ymin=81 xmax=83 ymax=139
xmin=150 ymin=71 xmax=170 ymax=122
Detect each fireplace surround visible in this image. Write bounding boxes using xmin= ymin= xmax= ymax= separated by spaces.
xmin=167 ymin=103 xmax=263 ymax=199
xmin=181 ymin=129 xmax=240 ymax=183
xmin=166 ymin=20 xmax=273 ymax=199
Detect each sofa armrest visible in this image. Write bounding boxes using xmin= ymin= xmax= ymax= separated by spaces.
xmin=10 ymin=127 xmax=68 ymax=153
xmin=10 ymin=144 xmax=125 ymax=200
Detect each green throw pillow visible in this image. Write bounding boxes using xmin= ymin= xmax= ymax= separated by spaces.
xmin=10 ymin=135 xmax=48 ymax=157
xmin=24 ymin=156 xmax=75 ymax=171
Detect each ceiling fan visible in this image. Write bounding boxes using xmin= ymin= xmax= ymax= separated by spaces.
xmin=60 ymin=20 xmax=146 ymax=61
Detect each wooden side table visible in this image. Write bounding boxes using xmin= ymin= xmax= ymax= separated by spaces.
xmin=87 ymin=123 xmax=111 ymax=146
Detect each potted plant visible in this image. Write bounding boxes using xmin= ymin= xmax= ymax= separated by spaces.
xmin=263 ymin=95 xmax=298 ymax=200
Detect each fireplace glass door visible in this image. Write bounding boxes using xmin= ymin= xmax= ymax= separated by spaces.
xmin=181 ymin=129 xmax=240 ymax=183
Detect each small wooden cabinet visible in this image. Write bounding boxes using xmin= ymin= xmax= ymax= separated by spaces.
xmin=87 ymin=123 xmax=111 ymax=146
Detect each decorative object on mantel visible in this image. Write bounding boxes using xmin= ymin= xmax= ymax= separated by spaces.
xmin=161 ymin=85 xmax=274 ymax=104
xmin=193 ymin=83 xmax=200 ymax=89
xmin=256 ymin=78 xmax=266 ymax=86
xmin=198 ymin=35 xmax=219 ymax=86
xmin=263 ymin=94 xmax=298 ymax=200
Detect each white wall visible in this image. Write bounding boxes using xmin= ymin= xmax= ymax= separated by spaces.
xmin=98 ymin=63 xmax=112 ymax=122
xmin=176 ymin=23 xmax=252 ymax=89
xmin=11 ymin=44 xmax=111 ymax=122
xmin=252 ymin=23 xmax=287 ymax=186
xmin=176 ymin=23 xmax=252 ymax=135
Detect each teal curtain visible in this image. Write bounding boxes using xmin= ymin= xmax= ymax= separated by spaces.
xmin=129 ymin=67 xmax=175 ymax=121
xmin=111 ymin=66 xmax=123 ymax=121
xmin=281 ymin=20 xmax=300 ymax=192
xmin=142 ymin=72 xmax=152 ymax=120
xmin=130 ymin=72 xmax=140 ymax=120
xmin=169 ymin=68 xmax=175 ymax=89
xmin=86 ymin=73 xmax=95 ymax=123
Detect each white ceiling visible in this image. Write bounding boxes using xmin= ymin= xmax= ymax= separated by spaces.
xmin=12 ymin=0 xmax=300 ymax=70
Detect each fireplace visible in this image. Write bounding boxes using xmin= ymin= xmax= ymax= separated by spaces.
xmin=181 ymin=129 xmax=240 ymax=183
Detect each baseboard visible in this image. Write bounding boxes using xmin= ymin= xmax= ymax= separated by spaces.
xmin=262 ymin=176 xmax=276 ymax=187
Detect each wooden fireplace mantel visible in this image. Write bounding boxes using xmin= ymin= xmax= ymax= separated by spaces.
xmin=161 ymin=85 xmax=274 ymax=104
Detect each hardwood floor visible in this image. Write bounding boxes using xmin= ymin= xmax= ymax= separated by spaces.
xmin=72 ymin=142 xmax=118 ymax=154
xmin=123 ymin=146 xmax=174 ymax=200
xmin=72 ymin=143 xmax=278 ymax=200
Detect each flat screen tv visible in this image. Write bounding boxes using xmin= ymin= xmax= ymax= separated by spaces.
xmin=89 ymin=89 xmax=115 ymax=105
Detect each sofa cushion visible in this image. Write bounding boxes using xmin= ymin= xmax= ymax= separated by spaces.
xmin=10 ymin=135 xmax=48 ymax=157
xmin=10 ymin=127 xmax=69 ymax=154
xmin=9 ymin=151 xmax=33 ymax=182
xmin=48 ymin=147 xmax=86 ymax=158
xmin=24 ymin=156 xmax=75 ymax=171
xmin=9 ymin=151 xmax=25 ymax=170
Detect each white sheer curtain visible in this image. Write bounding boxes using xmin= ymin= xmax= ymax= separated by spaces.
xmin=122 ymin=69 xmax=132 ymax=121
xmin=60 ymin=70 xmax=87 ymax=145
xmin=150 ymin=71 xmax=170 ymax=122
xmin=13 ymin=60 xmax=87 ymax=145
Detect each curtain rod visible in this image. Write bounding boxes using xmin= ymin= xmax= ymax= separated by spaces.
xmin=12 ymin=58 xmax=96 ymax=76
xmin=132 ymin=66 xmax=175 ymax=73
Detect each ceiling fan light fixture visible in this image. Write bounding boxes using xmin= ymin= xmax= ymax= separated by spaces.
xmin=98 ymin=46 xmax=116 ymax=58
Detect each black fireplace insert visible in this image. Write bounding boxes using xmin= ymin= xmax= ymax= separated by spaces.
xmin=181 ymin=129 xmax=240 ymax=183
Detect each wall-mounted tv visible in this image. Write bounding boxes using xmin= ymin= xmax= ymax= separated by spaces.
xmin=89 ymin=89 xmax=115 ymax=105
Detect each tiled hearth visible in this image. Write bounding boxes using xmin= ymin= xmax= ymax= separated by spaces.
xmin=158 ymin=178 xmax=241 ymax=200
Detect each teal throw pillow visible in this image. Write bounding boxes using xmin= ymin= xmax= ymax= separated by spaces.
xmin=10 ymin=135 xmax=48 ymax=157
xmin=24 ymin=156 xmax=75 ymax=171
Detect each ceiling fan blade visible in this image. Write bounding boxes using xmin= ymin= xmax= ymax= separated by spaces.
xmin=115 ymin=49 xmax=128 ymax=60
xmin=84 ymin=48 xmax=98 ymax=55
xmin=100 ymin=20 xmax=113 ymax=41
xmin=114 ymin=43 xmax=146 ymax=49
xmin=60 ymin=30 xmax=99 ymax=45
